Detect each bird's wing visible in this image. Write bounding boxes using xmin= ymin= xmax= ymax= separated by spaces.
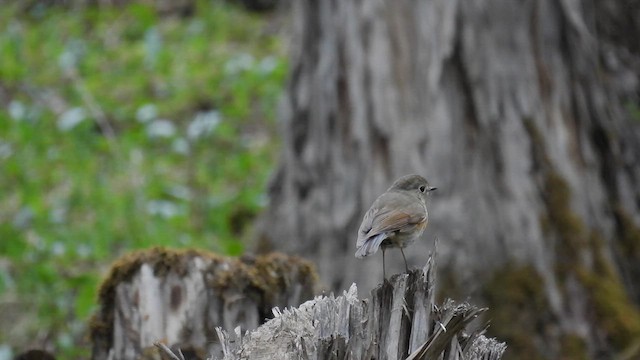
xmin=356 ymin=192 xmax=426 ymax=248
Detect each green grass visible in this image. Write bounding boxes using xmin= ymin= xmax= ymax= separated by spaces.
xmin=0 ymin=1 xmax=287 ymax=358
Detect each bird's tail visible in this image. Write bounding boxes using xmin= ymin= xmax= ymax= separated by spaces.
xmin=355 ymin=234 xmax=387 ymax=258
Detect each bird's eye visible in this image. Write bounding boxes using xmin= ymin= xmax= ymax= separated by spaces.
xmin=419 ymin=185 xmax=426 ymax=193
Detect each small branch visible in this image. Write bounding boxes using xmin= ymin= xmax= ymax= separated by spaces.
xmin=64 ymin=67 xmax=116 ymax=140
xmin=154 ymin=342 xmax=186 ymax=360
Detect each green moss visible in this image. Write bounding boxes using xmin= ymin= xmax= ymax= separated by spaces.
xmin=578 ymin=269 xmax=640 ymax=350
xmin=484 ymin=264 xmax=550 ymax=360
xmin=542 ymin=171 xmax=588 ymax=281
xmin=558 ymin=334 xmax=588 ymax=360
xmin=612 ymin=206 xmax=640 ymax=310
xmin=250 ymin=253 xmax=318 ymax=296
xmin=614 ymin=206 xmax=640 ymax=259
xmin=626 ymin=102 xmax=640 ymax=123
xmin=211 ymin=252 xmax=318 ymax=317
xmin=520 ymin=119 xmax=640 ymax=356
xmin=577 ymin=233 xmax=640 ymax=351
xmin=525 ymin=119 xmax=586 ymax=279
xmin=588 ymin=231 xmax=617 ymax=280
xmin=542 ymin=174 xmax=640 ymax=353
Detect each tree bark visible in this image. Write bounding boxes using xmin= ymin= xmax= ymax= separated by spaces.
xmin=214 ymin=254 xmax=506 ymax=360
xmin=257 ymin=0 xmax=640 ymax=358
xmin=89 ymin=248 xmax=317 ymax=360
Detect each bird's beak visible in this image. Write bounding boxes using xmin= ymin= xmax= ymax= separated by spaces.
xmin=429 ymin=187 xmax=437 ymax=192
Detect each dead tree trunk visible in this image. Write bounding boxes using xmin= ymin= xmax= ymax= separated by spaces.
xmin=89 ymin=248 xmax=317 ymax=360
xmin=213 ymin=253 xmax=506 ymax=360
xmin=257 ymin=0 xmax=640 ymax=358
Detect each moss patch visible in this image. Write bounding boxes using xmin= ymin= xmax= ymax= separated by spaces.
xmin=542 ymin=174 xmax=640 ymax=353
xmin=613 ymin=206 xmax=640 ymax=300
xmin=614 ymin=206 xmax=640 ymax=258
xmin=558 ymin=334 xmax=588 ymax=360
xmin=211 ymin=252 xmax=318 ymax=318
xmin=543 ymin=173 xmax=640 ymax=353
xmin=541 ymin=171 xmax=588 ymax=279
xmin=525 ymin=118 xmax=586 ymax=275
xmin=577 ymin=232 xmax=640 ymax=351
xmin=521 ymin=119 xmax=640 ymax=356
xmin=484 ymin=264 xmax=551 ymax=360
xmin=578 ymin=268 xmax=640 ymax=350
xmin=251 ymin=253 xmax=317 ymax=299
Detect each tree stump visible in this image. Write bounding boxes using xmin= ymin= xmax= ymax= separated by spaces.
xmin=89 ymin=248 xmax=317 ymax=360
xmin=213 ymin=253 xmax=506 ymax=360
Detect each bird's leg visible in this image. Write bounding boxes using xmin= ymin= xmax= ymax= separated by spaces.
xmin=400 ymin=247 xmax=409 ymax=273
xmin=382 ymin=248 xmax=386 ymax=281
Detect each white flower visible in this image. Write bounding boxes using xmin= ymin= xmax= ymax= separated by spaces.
xmin=187 ymin=110 xmax=220 ymax=140
xmin=172 ymin=137 xmax=190 ymax=154
xmin=146 ymin=119 xmax=176 ymax=138
xmin=8 ymin=101 xmax=26 ymax=121
xmin=146 ymin=200 xmax=181 ymax=218
xmin=258 ymin=56 xmax=279 ymax=74
xmin=57 ymin=107 xmax=86 ymax=131
xmin=224 ymin=53 xmax=255 ymax=75
xmin=136 ymin=104 xmax=158 ymax=123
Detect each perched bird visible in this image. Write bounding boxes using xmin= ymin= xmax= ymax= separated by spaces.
xmin=355 ymin=174 xmax=436 ymax=279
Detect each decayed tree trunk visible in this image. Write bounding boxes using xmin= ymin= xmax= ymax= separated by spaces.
xmin=257 ymin=0 xmax=640 ymax=358
xmin=213 ymin=254 xmax=506 ymax=360
xmin=89 ymin=248 xmax=317 ymax=360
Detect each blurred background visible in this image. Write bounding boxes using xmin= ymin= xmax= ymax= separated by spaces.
xmin=1 ymin=0 xmax=640 ymax=359
xmin=0 ymin=0 xmax=288 ymax=358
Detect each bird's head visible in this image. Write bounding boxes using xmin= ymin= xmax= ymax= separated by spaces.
xmin=389 ymin=174 xmax=437 ymax=198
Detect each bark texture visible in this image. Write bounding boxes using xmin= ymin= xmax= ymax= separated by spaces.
xmin=257 ymin=0 xmax=640 ymax=358
xmin=89 ymin=248 xmax=317 ymax=360
xmin=214 ymin=255 xmax=506 ymax=360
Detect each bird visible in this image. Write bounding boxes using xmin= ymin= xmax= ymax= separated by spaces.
xmin=355 ymin=174 xmax=436 ymax=279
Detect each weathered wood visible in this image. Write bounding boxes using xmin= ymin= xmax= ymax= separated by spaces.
xmin=214 ymin=253 xmax=506 ymax=360
xmin=89 ymin=248 xmax=317 ymax=360
xmin=256 ymin=0 xmax=640 ymax=357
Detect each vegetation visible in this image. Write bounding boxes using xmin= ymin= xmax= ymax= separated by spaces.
xmin=0 ymin=1 xmax=287 ymax=358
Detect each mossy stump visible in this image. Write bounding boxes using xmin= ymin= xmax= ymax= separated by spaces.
xmin=89 ymin=247 xmax=317 ymax=360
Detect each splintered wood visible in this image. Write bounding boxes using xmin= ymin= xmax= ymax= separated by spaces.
xmin=215 ymin=255 xmax=506 ymax=360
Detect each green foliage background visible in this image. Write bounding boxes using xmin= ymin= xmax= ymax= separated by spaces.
xmin=0 ymin=1 xmax=287 ymax=358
